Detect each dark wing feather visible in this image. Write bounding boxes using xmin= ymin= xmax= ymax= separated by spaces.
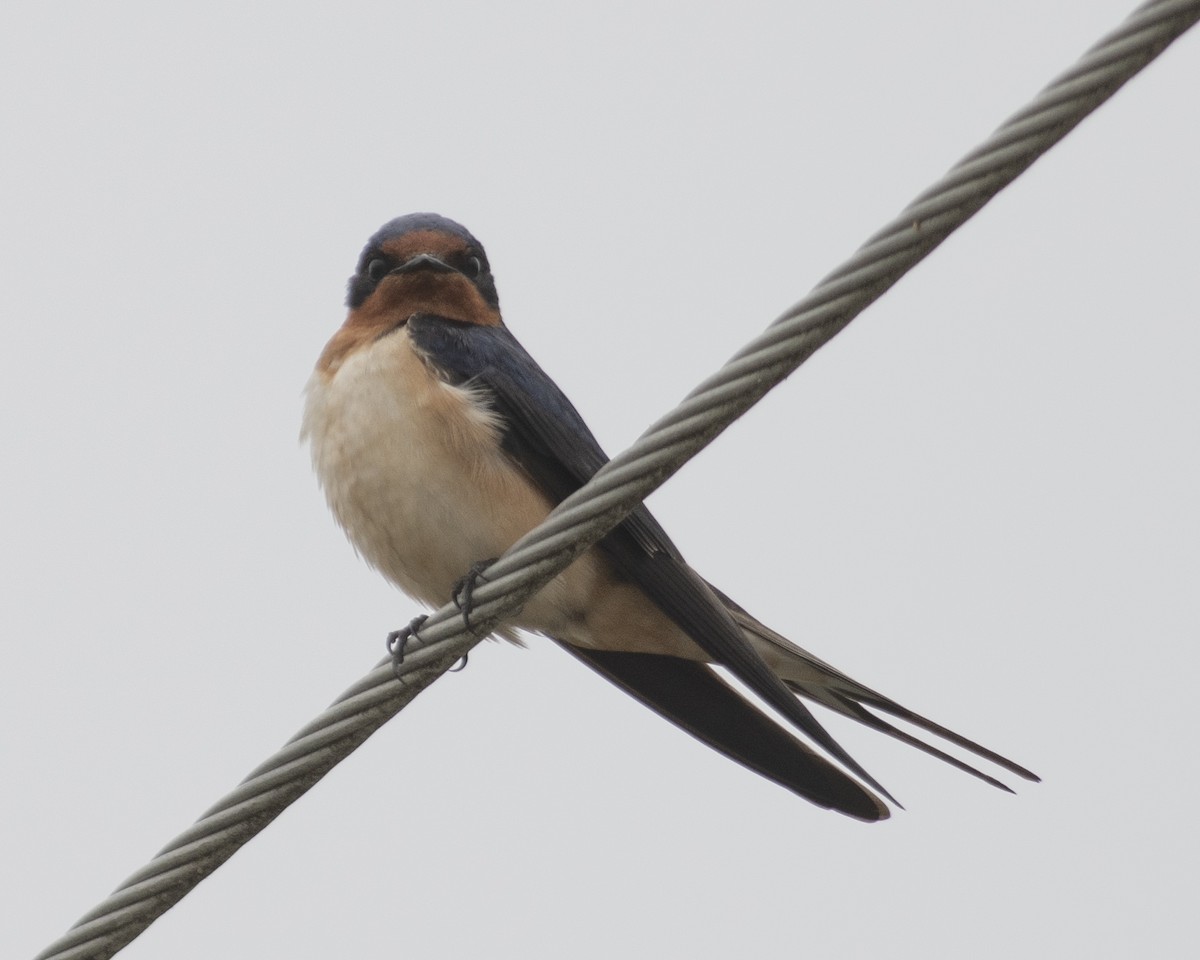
xmin=560 ymin=645 xmax=887 ymax=820
xmin=407 ymin=315 xmax=896 ymax=814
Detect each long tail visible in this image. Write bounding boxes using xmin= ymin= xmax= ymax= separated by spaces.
xmin=713 ymin=587 xmax=1039 ymax=792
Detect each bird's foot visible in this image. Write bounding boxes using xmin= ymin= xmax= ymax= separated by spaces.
xmin=452 ymin=557 xmax=498 ymax=635
xmin=386 ymin=614 xmax=428 ymax=681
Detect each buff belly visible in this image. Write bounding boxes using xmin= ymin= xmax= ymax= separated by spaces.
xmin=302 ymin=327 xmax=706 ymax=661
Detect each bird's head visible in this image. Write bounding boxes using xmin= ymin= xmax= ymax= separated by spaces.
xmin=318 ymin=213 xmax=501 ymax=375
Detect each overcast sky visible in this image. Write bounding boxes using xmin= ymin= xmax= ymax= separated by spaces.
xmin=4 ymin=3 xmax=1198 ymax=958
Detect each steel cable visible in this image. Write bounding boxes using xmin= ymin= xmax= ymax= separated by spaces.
xmin=33 ymin=2 xmax=1200 ymax=957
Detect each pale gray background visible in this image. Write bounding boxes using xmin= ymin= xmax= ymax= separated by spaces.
xmin=4 ymin=2 xmax=1198 ymax=958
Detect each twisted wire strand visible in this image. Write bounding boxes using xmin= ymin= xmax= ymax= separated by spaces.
xmin=34 ymin=3 xmax=1199 ymax=958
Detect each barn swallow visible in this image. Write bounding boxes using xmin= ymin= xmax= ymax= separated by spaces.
xmin=302 ymin=213 xmax=1037 ymax=821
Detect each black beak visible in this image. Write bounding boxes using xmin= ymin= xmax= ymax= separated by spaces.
xmin=391 ymin=253 xmax=456 ymax=275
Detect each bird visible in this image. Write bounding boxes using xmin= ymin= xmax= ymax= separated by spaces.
xmin=302 ymin=212 xmax=1038 ymax=821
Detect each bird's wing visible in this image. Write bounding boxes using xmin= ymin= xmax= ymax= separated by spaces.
xmin=407 ymin=316 xmax=1032 ymax=813
xmin=560 ymin=645 xmax=888 ymax=820
xmin=407 ymin=314 xmax=896 ymax=816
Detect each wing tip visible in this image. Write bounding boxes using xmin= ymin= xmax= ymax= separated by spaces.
xmin=561 ymin=644 xmax=894 ymax=823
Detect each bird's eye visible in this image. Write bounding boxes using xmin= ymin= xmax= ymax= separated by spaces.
xmin=366 ymin=258 xmax=389 ymax=282
xmin=463 ymin=255 xmax=483 ymax=280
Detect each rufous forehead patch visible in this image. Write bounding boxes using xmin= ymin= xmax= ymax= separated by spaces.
xmin=379 ymin=229 xmax=470 ymax=264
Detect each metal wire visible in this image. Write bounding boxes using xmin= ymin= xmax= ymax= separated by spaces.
xmin=33 ymin=2 xmax=1200 ymax=958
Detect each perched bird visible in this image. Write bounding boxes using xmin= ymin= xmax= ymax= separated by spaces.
xmin=303 ymin=212 xmax=1037 ymax=821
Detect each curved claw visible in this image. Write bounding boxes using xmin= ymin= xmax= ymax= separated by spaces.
xmin=451 ymin=558 xmax=498 ymax=634
xmin=386 ymin=614 xmax=429 ymax=681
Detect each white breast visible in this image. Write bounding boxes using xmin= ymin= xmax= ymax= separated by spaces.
xmin=302 ymin=328 xmax=706 ymax=660
xmin=303 ymin=329 xmax=555 ymax=610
